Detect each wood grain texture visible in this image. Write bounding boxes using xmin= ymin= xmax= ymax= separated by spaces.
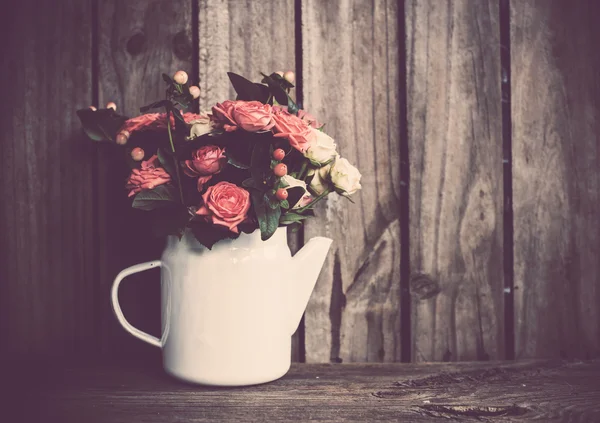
xmin=302 ymin=0 xmax=401 ymax=363
xmin=407 ymin=0 xmax=504 ymax=362
xmin=6 ymin=360 xmax=600 ymax=422
xmin=511 ymin=0 xmax=600 ymax=359
xmin=198 ymin=0 xmax=296 ymax=111
xmin=0 ymin=0 xmax=95 ymax=356
xmin=198 ymin=0 xmax=301 ymax=360
xmin=97 ymin=0 xmax=193 ymax=356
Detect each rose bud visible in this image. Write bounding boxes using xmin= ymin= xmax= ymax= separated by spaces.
xmin=284 ymin=71 xmax=295 ymax=83
xmin=106 ymin=102 xmax=117 ymax=111
xmin=330 ymin=157 xmax=362 ymax=195
xmin=274 ymin=163 xmax=288 ymax=177
xmin=276 ymin=188 xmax=288 ymax=200
xmin=189 ymin=85 xmax=201 ymax=99
xmin=116 ymin=131 xmax=129 ymax=145
xmin=89 ymin=106 xmax=97 ymax=111
xmin=131 ymin=147 xmax=145 ymax=161
xmin=173 ymin=70 xmax=188 ymax=85
xmin=183 ymin=145 xmax=227 ymax=191
xmin=272 ymin=148 xmax=285 ymax=161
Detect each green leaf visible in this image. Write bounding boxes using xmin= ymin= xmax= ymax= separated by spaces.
xmin=227 ymin=155 xmax=250 ymax=169
xmin=279 ymin=212 xmax=310 ymax=225
xmin=242 ymin=177 xmax=258 ymax=189
xmin=157 ymin=148 xmax=178 ymax=181
xmin=287 ymin=95 xmax=300 ymax=115
xmin=189 ymin=220 xmax=237 ymax=250
xmin=251 ymin=190 xmax=281 ymax=240
xmin=140 ymin=99 xmax=171 ymax=113
xmin=132 ymin=184 xmax=178 ymax=211
xmin=280 ymin=199 xmax=290 ymax=209
xmin=261 ymin=74 xmax=289 ymax=105
xmin=250 ymin=142 xmax=270 ymax=191
xmin=228 ymin=72 xmax=269 ymax=102
xmin=162 ymin=73 xmax=174 ymax=84
xmin=76 ymin=108 xmax=128 ymax=142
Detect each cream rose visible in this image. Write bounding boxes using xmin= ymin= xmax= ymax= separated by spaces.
xmin=304 ymin=128 xmax=337 ymax=164
xmin=330 ymin=157 xmax=362 ymax=195
xmin=308 ymin=164 xmax=333 ymax=195
xmin=281 ymin=175 xmax=312 ymax=209
xmin=188 ymin=113 xmax=213 ymax=139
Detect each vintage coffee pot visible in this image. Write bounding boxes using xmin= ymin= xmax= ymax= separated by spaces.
xmin=111 ymin=227 xmax=332 ymax=386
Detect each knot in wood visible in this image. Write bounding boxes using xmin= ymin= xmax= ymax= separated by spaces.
xmin=410 ymin=274 xmax=440 ymax=300
xmin=126 ymin=32 xmax=146 ymax=56
xmin=172 ymin=30 xmax=192 ymax=61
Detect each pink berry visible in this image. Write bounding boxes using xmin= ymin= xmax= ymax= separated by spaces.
xmin=273 ymin=163 xmax=288 ymax=177
xmin=276 ymin=188 xmax=288 ymax=201
xmin=173 ymin=70 xmax=188 ymax=85
xmin=272 ymin=148 xmax=285 ymax=161
xmin=89 ymin=106 xmax=97 ymax=111
xmin=106 ymin=102 xmax=117 ymax=111
xmin=189 ymin=86 xmax=200 ymax=99
xmin=284 ymin=71 xmax=295 ymax=83
xmin=131 ymin=147 xmax=145 ymax=161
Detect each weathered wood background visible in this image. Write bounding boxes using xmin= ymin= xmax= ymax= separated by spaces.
xmin=1 ymin=0 xmax=598 ymax=363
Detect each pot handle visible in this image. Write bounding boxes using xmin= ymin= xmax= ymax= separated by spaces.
xmin=111 ymin=260 xmax=162 ymax=348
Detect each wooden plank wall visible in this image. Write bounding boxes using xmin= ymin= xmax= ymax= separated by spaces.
xmin=302 ymin=0 xmax=402 ymax=363
xmin=1 ymin=0 xmax=599 ymax=363
xmin=0 ymin=0 xmax=96 ymax=357
xmin=406 ymin=0 xmax=504 ymax=362
xmin=511 ymin=0 xmax=600 ymax=359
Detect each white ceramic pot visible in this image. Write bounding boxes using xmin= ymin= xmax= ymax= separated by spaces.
xmin=111 ymin=227 xmax=332 ymax=386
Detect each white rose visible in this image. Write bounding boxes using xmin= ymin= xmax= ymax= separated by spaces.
xmin=188 ymin=114 xmax=213 ymax=139
xmin=308 ymin=164 xmax=332 ymax=195
xmin=281 ymin=175 xmax=313 ymax=209
xmin=304 ymin=128 xmax=337 ymax=164
xmin=330 ymin=157 xmax=361 ymax=195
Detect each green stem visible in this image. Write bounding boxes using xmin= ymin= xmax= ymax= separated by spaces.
xmin=298 ymin=160 xmax=309 ymax=180
xmin=166 ymin=111 xmax=185 ymax=205
xmin=295 ymin=188 xmax=330 ymax=213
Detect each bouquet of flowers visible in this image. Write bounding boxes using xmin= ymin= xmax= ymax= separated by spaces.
xmin=77 ymin=70 xmax=361 ymax=248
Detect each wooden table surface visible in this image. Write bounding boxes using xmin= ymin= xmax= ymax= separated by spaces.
xmin=4 ymin=359 xmax=600 ymax=422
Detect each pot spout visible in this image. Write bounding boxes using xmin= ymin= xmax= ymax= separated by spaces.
xmin=289 ymin=236 xmax=333 ymax=334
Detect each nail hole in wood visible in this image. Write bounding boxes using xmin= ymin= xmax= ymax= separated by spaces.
xmin=172 ymin=31 xmax=192 ymax=61
xmin=410 ymin=274 xmax=441 ymax=300
xmin=126 ymin=33 xmax=146 ymax=56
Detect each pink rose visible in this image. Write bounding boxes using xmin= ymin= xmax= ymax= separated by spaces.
xmin=271 ymin=107 xmax=316 ymax=153
xmin=125 ymin=155 xmax=171 ymax=197
xmin=231 ymin=101 xmax=275 ymax=132
xmin=196 ymin=182 xmax=251 ymax=233
xmin=183 ymin=145 xmax=227 ymax=191
xmin=211 ymin=100 xmax=238 ymax=132
xmin=297 ymin=109 xmax=323 ymax=129
xmin=120 ymin=112 xmax=204 ymax=134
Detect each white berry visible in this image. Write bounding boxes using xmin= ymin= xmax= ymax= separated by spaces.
xmin=173 ymin=70 xmax=188 ymax=85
